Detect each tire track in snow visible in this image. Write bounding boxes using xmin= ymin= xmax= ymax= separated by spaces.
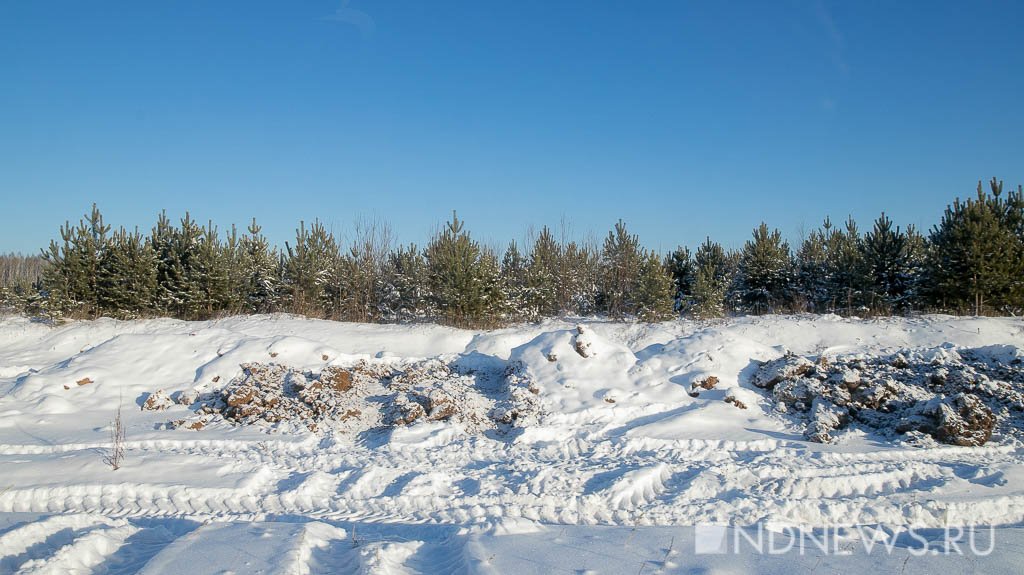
xmin=13 ymin=521 xmax=138 ymax=575
xmin=2 ymin=433 xmax=1023 ymax=529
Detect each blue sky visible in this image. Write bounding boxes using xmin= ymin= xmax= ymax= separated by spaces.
xmin=1 ymin=0 xmax=1021 ymax=255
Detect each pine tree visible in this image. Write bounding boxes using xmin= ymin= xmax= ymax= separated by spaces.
xmin=526 ymin=227 xmax=561 ymax=317
xmin=901 ymin=224 xmax=927 ymax=312
xmin=336 ymin=219 xmax=392 ymax=323
xmin=40 ymin=227 xmax=75 ymax=316
xmin=424 ymin=212 xmax=504 ymax=327
xmin=282 ymin=220 xmax=341 ymax=317
xmin=689 ymin=237 xmax=732 ymax=319
xmin=238 ymin=219 xmax=281 ymax=313
xmin=219 ymin=224 xmax=246 ymax=314
xmin=635 ymin=250 xmax=676 ymax=321
xmin=500 ymin=240 xmax=533 ymax=322
xmin=795 ymin=222 xmax=830 ymax=313
xmin=96 ymin=227 xmax=157 ymax=317
xmin=926 ymin=179 xmax=1024 ymax=314
xmin=150 ymin=212 xmax=206 ymax=318
xmin=379 ymin=244 xmax=430 ymax=322
xmin=825 ymin=217 xmax=869 ymax=315
xmin=41 ymin=204 xmax=111 ymax=317
xmin=561 ymin=240 xmax=598 ymax=316
xmin=734 ymin=223 xmax=794 ymax=315
xmin=863 ymin=213 xmax=916 ymax=314
xmin=598 ymin=220 xmax=642 ymax=319
xmin=194 ymin=221 xmax=233 ymax=317
xmin=665 ymin=246 xmax=694 ymax=312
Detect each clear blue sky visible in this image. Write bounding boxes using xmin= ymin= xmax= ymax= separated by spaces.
xmin=2 ymin=0 xmax=1021 ymax=255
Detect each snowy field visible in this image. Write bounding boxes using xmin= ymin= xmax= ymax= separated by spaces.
xmin=2 ymin=314 xmax=1024 ymax=574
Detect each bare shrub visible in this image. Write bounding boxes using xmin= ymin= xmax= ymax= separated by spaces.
xmin=103 ymin=404 xmax=126 ymax=470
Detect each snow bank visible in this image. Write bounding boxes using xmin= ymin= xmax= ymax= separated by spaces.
xmin=2 ymin=313 xmax=1024 ymax=573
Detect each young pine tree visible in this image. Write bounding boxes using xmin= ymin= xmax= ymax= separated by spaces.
xmin=825 ymin=217 xmax=870 ymax=315
xmin=500 ymin=240 xmax=533 ymax=322
xmin=424 ymin=212 xmax=504 ymax=327
xmin=795 ymin=223 xmax=830 ymax=313
xmin=96 ymin=227 xmax=157 ymax=317
xmin=526 ymin=227 xmax=561 ymax=317
xmin=863 ymin=213 xmax=915 ymax=314
xmin=41 ymin=204 xmax=111 ymax=316
xmin=598 ymin=220 xmax=642 ymax=319
xmin=151 ymin=212 xmax=206 ymax=318
xmin=734 ymin=223 xmax=794 ymax=315
xmin=689 ymin=238 xmax=732 ymax=319
xmin=238 ymin=219 xmax=281 ymax=314
xmin=379 ymin=244 xmax=431 ymax=322
xmin=282 ymin=220 xmax=341 ymax=317
xmin=665 ymin=246 xmax=694 ymax=312
xmin=336 ymin=218 xmax=392 ymax=323
xmin=926 ymin=179 xmax=1024 ymax=314
xmin=634 ymin=250 xmax=676 ymax=321
xmin=194 ymin=221 xmax=233 ymax=317
xmin=560 ymin=240 xmax=599 ymax=316
xmin=901 ymin=225 xmax=927 ymax=312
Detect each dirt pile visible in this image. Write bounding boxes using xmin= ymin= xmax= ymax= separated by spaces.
xmin=165 ymin=357 xmax=544 ymax=436
xmin=752 ymin=346 xmax=1024 ymax=446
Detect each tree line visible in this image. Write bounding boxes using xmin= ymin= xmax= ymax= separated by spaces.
xmin=1 ymin=177 xmax=1022 ymax=326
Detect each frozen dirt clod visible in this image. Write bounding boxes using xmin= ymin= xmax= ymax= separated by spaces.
xmin=573 ymin=324 xmax=593 ymax=358
xmin=175 ymin=389 xmax=199 ymax=406
xmin=750 ymin=354 xmax=813 ymax=390
xmin=142 ymin=389 xmax=174 ymax=411
xmin=930 ymin=392 xmax=996 ymax=447
xmin=724 ymin=394 xmax=747 ymax=410
xmin=694 ymin=375 xmax=719 ymax=391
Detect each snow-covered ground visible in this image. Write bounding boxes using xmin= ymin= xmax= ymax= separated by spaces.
xmin=1 ymin=313 xmax=1023 ymax=573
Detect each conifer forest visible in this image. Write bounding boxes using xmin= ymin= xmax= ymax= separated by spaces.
xmin=2 ymin=177 xmax=1022 ymax=327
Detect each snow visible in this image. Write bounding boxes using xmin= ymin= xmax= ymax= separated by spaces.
xmin=1 ymin=313 xmax=1023 ymax=573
